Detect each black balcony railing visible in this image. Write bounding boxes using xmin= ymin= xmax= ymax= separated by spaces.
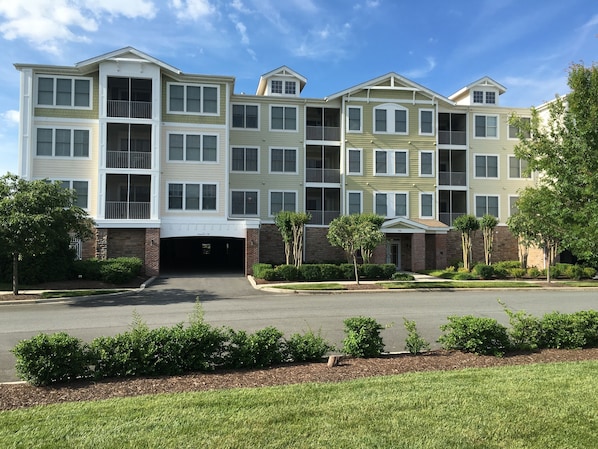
xmin=107 ymin=100 xmax=152 ymax=119
xmin=307 ymin=210 xmax=340 ymax=225
xmin=306 ymin=126 xmax=341 ymax=141
xmin=439 ymin=171 xmax=466 ymax=186
xmin=438 ymin=130 xmax=466 ymax=145
xmin=306 ymin=168 xmax=341 ymax=183
xmin=439 ymin=212 xmax=465 ymax=226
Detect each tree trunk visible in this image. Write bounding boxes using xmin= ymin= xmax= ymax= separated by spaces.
xmin=12 ymin=252 xmax=19 ymax=295
xmin=353 ymin=254 xmax=360 ymax=285
xmin=544 ymin=246 xmax=551 ymax=283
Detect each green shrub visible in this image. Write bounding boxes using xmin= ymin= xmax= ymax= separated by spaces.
xmin=286 ymin=330 xmax=334 ymax=362
xmin=493 ymin=261 xmax=520 ymax=279
xmin=527 ymin=267 xmax=541 ymax=278
xmin=12 ymin=333 xmax=91 ymax=386
xmin=567 ymin=264 xmax=585 ymax=280
xmin=252 ymin=263 xmax=273 ymax=279
xmin=360 ymin=264 xmax=383 ymax=279
xmin=453 ymin=272 xmax=477 ymax=280
xmin=319 ymin=264 xmax=343 ymax=281
xmin=508 ymin=267 xmax=527 ymax=278
xmin=438 ymin=315 xmax=510 ymax=356
xmin=392 ymin=272 xmax=415 ymax=281
xmin=342 ymin=316 xmax=385 ymax=358
xmin=73 ymin=258 xmax=102 ymax=280
xmin=501 ymin=303 xmax=542 ymax=351
xmin=274 ymin=264 xmax=300 ymax=281
xmin=571 ymin=310 xmax=598 ymax=347
xmin=583 ymin=266 xmax=597 ymax=279
xmin=403 ymin=319 xmax=430 ymax=355
xmin=74 ymin=257 xmax=143 ymax=284
xmin=299 ymin=264 xmax=322 ymax=281
xmin=538 ymin=312 xmax=586 ymax=349
xmin=223 ymin=327 xmax=287 ymax=369
xmin=339 ymin=263 xmax=356 ymax=280
xmin=473 ymin=263 xmax=494 ymax=280
xmin=261 ymin=268 xmax=280 ymax=281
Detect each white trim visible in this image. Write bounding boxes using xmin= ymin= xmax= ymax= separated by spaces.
xmin=346 ymin=105 xmax=363 ymax=133
xmin=346 ymin=148 xmax=363 ymax=175
xmin=419 ymin=150 xmax=434 ymax=177
xmin=269 ymin=146 xmax=298 ymax=174
xmin=374 ymin=191 xmax=409 ymax=218
xmin=419 ymin=192 xmax=435 ymax=218
xmin=231 ymin=102 xmax=260 ymax=131
xmin=473 ymin=153 xmax=499 ymax=179
xmin=419 ymin=108 xmax=435 ymax=136
xmin=230 ymin=188 xmax=260 ymax=217
xmin=166 ymin=131 xmax=219 ymax=164
xmin=269 ymin=104 xmax=298 ymax=132
xmin=34 ymin=126 xmax=92 ymax=159
xmin=166 ymin=181 xmax=219 ymax=212
xmin=373 ymin=103 xmax=409 ymax=135
xmin=230 ymin=146 xmax=260 ymax=173
xmin=508 ymin=194 xmax=520 ymax=217
xmin=166 ymin=82 xmax=220 ymax=116
xmin=374 ymin=149 xmax=409 ymax=176
xmin=346 ymin=190 xmax=363 ymax=214
xmin=35 ymin=74 xmax=93 ymax=110
xmin=474 ymin=194 xmax=500 ymax=218
xmin=268 ymin=189 xmax=298 ymax=216
xmin=473 ymin=114 xmax=499 ymax=139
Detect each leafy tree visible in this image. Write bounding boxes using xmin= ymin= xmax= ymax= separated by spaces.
xmin=506 ymin=210 xmax=536 ymax=269
xmin=327 ymin=214 xmax=384 ymax=284
xmin=452 ymin=214 xmax=479 ymax=271
xmin=274 ymin=211 xmax=311 ymax=267
xmin=355 ymin=213 xmax=385 ymax=263
xmin=510 ymin=63 xmax=598 ymax=266
xmin=274 ymin=211 xmax=293 ymax=265
xmin=479 ymin=214 xmax=499 ymax=265
xmin=0 ymin=175 xmax=93 ymax=294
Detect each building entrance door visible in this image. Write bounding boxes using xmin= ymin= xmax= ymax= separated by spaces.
xmin=387 ymin=241 xmax=401 ymax=270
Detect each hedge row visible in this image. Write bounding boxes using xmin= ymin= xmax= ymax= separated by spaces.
xmin=72 ymin=257 xmax=143 ymax=284
xmin=253 ymin=263 xmax=397 ymax=282
xmin=472 ymin=262 xmax=597 ymax=280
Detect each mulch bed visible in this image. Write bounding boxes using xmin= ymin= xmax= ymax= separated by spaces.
xmin=2 ymin=348 xmax=598 ymax=411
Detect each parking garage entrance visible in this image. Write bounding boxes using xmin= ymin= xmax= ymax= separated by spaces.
xmin=160 ymin=237 xmax=245 ymax=273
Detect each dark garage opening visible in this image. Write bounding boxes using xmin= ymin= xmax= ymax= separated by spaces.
xmin=160 ymin=237 xmax=244 ymax=273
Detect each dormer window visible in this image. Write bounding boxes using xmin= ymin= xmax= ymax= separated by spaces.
xmin=485 ymin=92 xmax=496 ymax=104
xmin=285 ymin=81 xmax=296 ymax=95
xmin=473 ymin=90 xmax=497 ymax=105
xmin=473 ymin=91 xmax=484 ymax=104
xmin=271 ymin=80 xmax=283 ymax=94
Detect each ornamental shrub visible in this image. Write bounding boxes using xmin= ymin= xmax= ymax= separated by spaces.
xmin=342 ymin=316 xmax=385 ymax=358
xmin=508 ymin=267 xmax=527 ymax=279
xmin=438 ymin=315 xmax=510 ymax=356
xmin=453 ymin=271 xmax=477 ymax=280
xmin=12 ymin=333 xmax=91 ymax=386
xmin=501 ymin=303 xmax=542 ymax=351
xmin=223 ymin=327 xmax=287 ymax=369
xmin=274 ymin=264 xmax=300 ymax=281
xmin=473 ymin=263 xmax=494 ymax=280
xmin=340 ymin=263 xmax=356 ymax=280
xmin=286 ymin=330 xmax=334 ymax=362
xmin=403 ymin=318 xmax=430 ymax=355
xmin=392 ymin=272 xmax=415 ymax=281
xmin=539 ymin=311 xmax=587 ymax=349
xmin=319 ymin=264 xmax=343 ymax=281
xmin=298 ymin=264 xmax=321 ymax=281
xmin=252 ymin=263 xmax=273 ymax=279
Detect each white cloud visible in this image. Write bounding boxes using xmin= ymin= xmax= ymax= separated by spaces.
xmin=234 ymin=19 xmax=249 ymax=44
xmin=1 ymin=109 xmax=19 ymax=125
xmin=169 ymin=0 xmax=215 ymax=21
xmin=404 ymin=57 xmax=436 ymax=79
xmin=0 ymin=0 xmax=157 ymax=53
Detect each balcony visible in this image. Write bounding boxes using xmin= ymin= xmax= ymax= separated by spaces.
xmin=106 ymin=123 xmax=151 ymax=169
xmin=107 ymin=100 xmax=152 ymax=119
xmin=439 ymin=212 xmax=465 ymax=226
xmin=306 ymin=107 xmax=340 ymax=141
xmin=439 ymin=171 xmax=466 ymax=186
xmin=106 ymin=151 xmax=151 ymax=169
xmin=438 ymin=130 xmax=466 ymax=146
xmin=307 ymin=210 xmax=340 ymax=226
xmin=306 ymin=126 xmax=341 ymax=141
xmin=105 ymin=201 xmax=151 ymax=219
xmin=306 ymin=168 xmax=340 ymax=183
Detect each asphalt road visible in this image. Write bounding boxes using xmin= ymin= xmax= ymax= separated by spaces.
xmin=1 ymin=274 xmax=597 ymax=383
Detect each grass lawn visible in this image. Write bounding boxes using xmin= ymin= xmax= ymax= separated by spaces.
xmin=1 ymin=361 xmax=596 ymax=448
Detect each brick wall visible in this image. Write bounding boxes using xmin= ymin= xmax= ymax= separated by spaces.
xmin=304 ymin=227 xmax=348 ymax=263
xmin=144 ymin=228 xmax=160 ymax=276
xmin=107 ymin=229 xmax=146 ymax=260
xmin=246 ymin=228 xmax=260 ymax=275
xmin=259 ymin=224 xmax=286 ymax=265
xmin=447 ymin=225 xmax=522 ymax=267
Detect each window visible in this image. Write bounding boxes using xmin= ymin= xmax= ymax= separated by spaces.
xmin=270 ymin=148 xmax=297 ymax=173
xmin=347 ymin=107 xmax=362 ymax=132
xmin=285 ymin=81 xmax=296 ymax=95
xmin=168 ymin=133 xmax=218 ymax=162
xmin=420 ymin=193 xmax=434 ymax=218
xmin=232 ymin=104 xmax=259 ymax=129
xmin=59 ymin=180 xmax=89 ymax=208
xmin=475 ymin=195 xmax=499 ymax=218
xmin=270 ymin=106 xmax=297 ymax=131
xmin=474 ymin=115 xmax=498 ymax=138
xmin=509 ymin=156 xmax=531 ymax=179
xmin=473 ymin=91 xmax=484 ymax=103
xmin=420 ymin=109 xmax=434 ymax=135
xmin=509 ymin=196 xmax=519 ymax=216
xmin=232 ymin=147 xmax=258 ymax=172
xmin=37 ymin=76 xmax=91 ymax=108
xmin=271 ymin=80 xmax=282 ymax=94
xmin=374 ymin=150 xmax=408 ymax=176
xmin=231 ymin=190 xmax=258 ymax=215
xmin=168 ymin=83 xmax=218 ymax=114
xmin=36 ymin=128 xmax=90 ymax=157
xmin=168 ymin=183 xmax=217 ymax=210
xmin=347 ymin=191 xmax=362 ymax=214
xmin=270 ymin=191 xmax=296 ymax=215
xmin=347 ymin=148 xmax=362 ymax=175
xmin=485 ymin=92 xmax=496 ymax=104
xmin=419 ymin=151 xmax=434 ymax=176
xmin=474 ymin=155 xmax=498 ymax=178
xmin=508 ymin=117 xmax=531 ymax=139
xmin=473 ymin=90 xmax=496 ymax=105
xmin=374 ymin=104 xmax=409 ymax=134
xmin=375 ymin=192 xmax=408 ymax=217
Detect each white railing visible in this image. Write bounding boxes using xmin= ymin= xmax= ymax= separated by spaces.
xmin=106 ymin=151 xmax=151 ymax=169
xmin=105 ymin=201 xmax=150 ymax=219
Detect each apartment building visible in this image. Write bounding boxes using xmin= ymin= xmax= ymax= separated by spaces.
xmin=14 ymin=47 xmax=535 ymax=276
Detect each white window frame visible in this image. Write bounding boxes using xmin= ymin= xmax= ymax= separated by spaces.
xmin=269 ymin=190 xmax=298 ymax=216
xmin=508 ymin=195 xmax=520 ymax=217
xmin=420 ymin=192 xmax=434 ymax=218
xmin=231 ymin=103 xmax=259 ymax=130
xmin=231 ymin=146 xmax=259 ymax=173
xmin=508 ymin=155 xmax=531 ymax=179
xmin=167 ymin=132 xmax=218 ymax=163
xmin=167 ymin=82 xmax=219 ymax=115
xmin=419 ymin=151 xmax=434 ymax=177
xmin=269 ymin=147 xmax=298 ymax=174
xmin=167 ymin=182 xmax=218 ymax=211
xmin=374 ymin=191 xmax=409 ymax=218
xmin=374 ymin=149 xmax=409 ymax=176
xmin=419 ymin=109 xmax=435 ymax=136
xmin=35 ymin=127 xmax=91 ymax=158
xmin=474 ymin=194 xmax=500 ymax=218
xmin=269 ymin=105 xmax=298 ymax=132
xmin=230 ymin=189 xmax=259 ymax=216
xmin=474 ymin=154 xmax=499 ymax=179
xmin=474 ymin=114 xmax=499 ymax=139
xmin=472 ymin=89 xmax=497 ymax=105
xmin=347 ymin=106 xmax=363 ymax=133
xmin=508 ymin=117 xmax=531 ymax=140
xmin=54 ymin=179 xmax=90 ymax=209
xmin=347 ymin=148 xmax=363 ymax=175
xmin=347 ymin=190 xmax=363 ymax=215
xmin=36 ymin=75 xmax=92 ymax=109
xmin=373 ymin=103 xmax=409 ymax=135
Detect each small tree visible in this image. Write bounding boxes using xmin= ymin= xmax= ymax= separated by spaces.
xmin=452 ymin=214 xmax=480 ymax=271
xmin=327 ymin=214 xmax=384 ymax=284
xmin=290 ymin=212 xmax=311 ymax=267
xmin=357 ymin=213 xmax=385 ymax=263
xmin=0 ymin=175 xmax=93 ymax=294
xmin=479 ymin=214 xmax=499 ymax=265
xmin=506 ymin=210 xmax=535 ymax=269
xmin=274 ymin=211 xmax=293 ymax=265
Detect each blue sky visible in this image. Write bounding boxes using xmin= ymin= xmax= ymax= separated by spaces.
xmin=0 ymin=0 xmax=597 ymax=176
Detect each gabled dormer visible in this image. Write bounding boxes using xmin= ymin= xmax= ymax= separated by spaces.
xmin=256 ymin=66 xmax=306 ymax=97
xmin=449 ymin=77 xmax=506 ymax=106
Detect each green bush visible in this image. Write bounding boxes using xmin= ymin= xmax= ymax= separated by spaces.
xmin=12 ymin=333 xmax=91 ymax=386
xmin=298 ymin=264 xmax=322 ymax=281
xmin=438 ymin=315 xmax=510 ymax=356
xmin=404 ymin=318 xmax=430 ymax=355
xmin=261 ymin=268 xmax=280 ymax=281
xmin=501 ymin=304 xmax=542 ymax=351
xmin=342 ymin=316 xmax=385 ymax=358
xmin=539 ymin=311 xmax=588 ymax=349
xmin=527 ymin=267 xmax=541 ymax=278
xmin=319 ymin=264 xmax=343 ymax=281
xmin=286 ymin=330 xmax=334 ymax=362
xmin=453 ymin=272 xmax=477 ymax=280
xmin=493 ymin=261 xmax=520 ymax=279
xmin=473 ymin=263 xmax=494 ymax=280
xmin=73 ymin=257 xmax=143 ymax=284
xmin=392 ymin=272 xmax=415 ymax=281
xmin=571 ymin=310 xmax=598 ymax=347
xmin=223 ymin=327 xmax=287 ymax=369
xmin=274 ymin=264 xmax=300 ymax=281
xmin=73 ymin=258 xmax=103 ymax=280
xmin=340 ymin=263 xmax=357 ymax=280
xmin=252 ymin=263 xmax=273 ymax=279
xmin=508 ymin=267 xmax=527 ymax=278
xmin=583 ymin=266 xmax=597 ymax=279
